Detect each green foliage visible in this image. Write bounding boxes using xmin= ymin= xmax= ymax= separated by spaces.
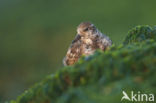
xmin=123 ymin=25 xmax=156 ymax=44
xmin=10 ymin=25 xmax=156 ymax=103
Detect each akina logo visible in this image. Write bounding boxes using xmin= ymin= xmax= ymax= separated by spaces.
xmin=121 ymin=91 xmax=154 ymax=102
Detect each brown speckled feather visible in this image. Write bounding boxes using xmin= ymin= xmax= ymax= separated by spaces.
xmin=63 ymin=35 xmax=82 ymax=66
xmin=63 ymin=22 xmax=112 ymax=66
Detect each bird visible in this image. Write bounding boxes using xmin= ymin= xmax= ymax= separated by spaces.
xmin=121 ymin=91 xmax=131 ymax=101
xmin=63 ymin=22 xmax=112 ymax=66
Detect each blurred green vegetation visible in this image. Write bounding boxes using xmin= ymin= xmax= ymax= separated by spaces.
xmin=10 ymin=25 xmax=156 ymax=103
xmin=0 ymin=0 xmax=156 ymax=102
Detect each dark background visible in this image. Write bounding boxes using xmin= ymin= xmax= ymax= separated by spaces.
xmin=0 ymin=0 xmax=156 ymax=102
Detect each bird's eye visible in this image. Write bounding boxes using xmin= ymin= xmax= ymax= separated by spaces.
xmin=84 ymin=28 xmax=89 ymax=31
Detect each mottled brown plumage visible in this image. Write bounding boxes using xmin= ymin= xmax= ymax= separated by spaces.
xmin=63 ymin=22 xmax=112 ymax=66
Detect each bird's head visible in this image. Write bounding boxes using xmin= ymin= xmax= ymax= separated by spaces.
xmin=77 ymin=22 xmax=97 ymax=37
